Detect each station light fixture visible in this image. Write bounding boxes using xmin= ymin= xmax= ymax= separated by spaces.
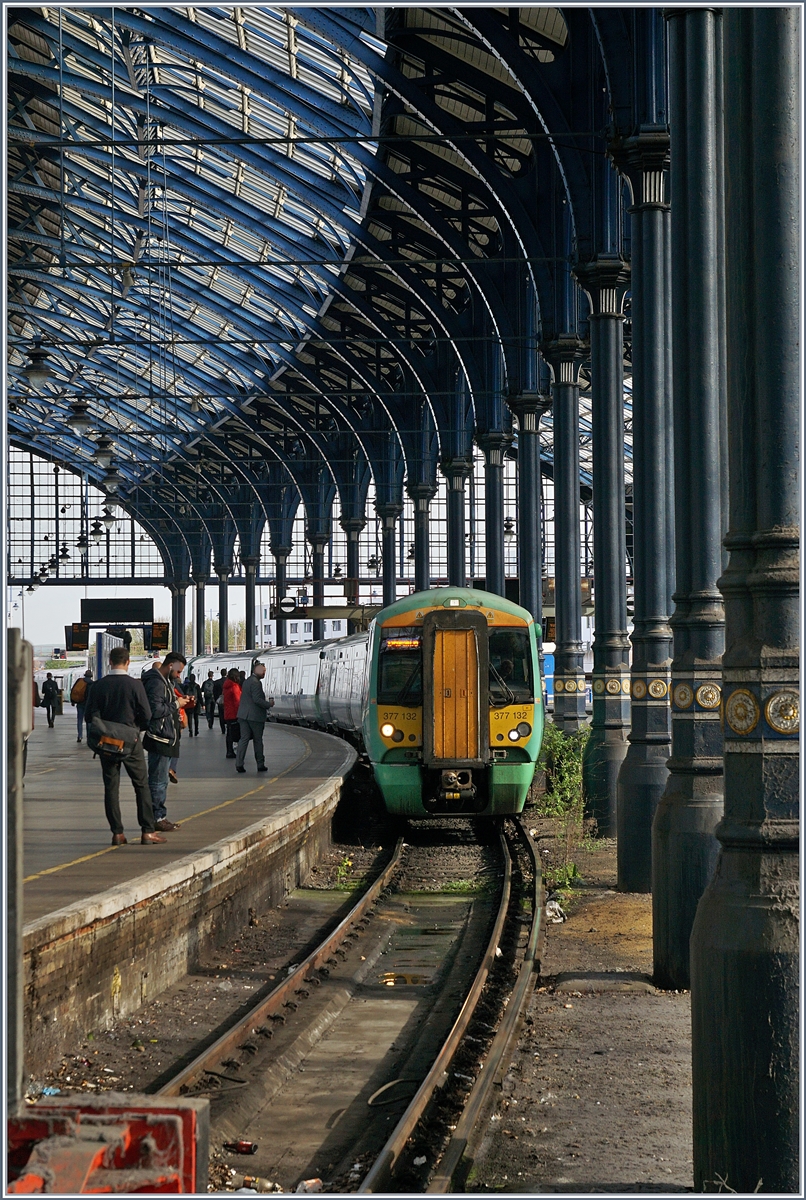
xmin=90 ymin=519 xmax=105 ymax=543
xmin=27 ymin=583 xmax=37 ymax=594
xmin=59 ymin=542 xmax=70 ymax=562
xmin=93 ymin=435 xmax=115 ymax=469
xmin=102 ymin=466 xmax=122 ymax=494
xmin=504 ymin=518 xmax=515 ymax=540
xmin=37 ymin=565 xmax=49 ymax=584
xmin=333 ymin=564 xmax=342 ymax=577
xmin=66 ymin=401 xmax=92 ymax=432
xmin=76 ymin=530 xmax=89 ymax=551
xmin=102 ymin=509 xmax=116 ymax=531
xmin=23 ymin=344 xmax=53 ymax=387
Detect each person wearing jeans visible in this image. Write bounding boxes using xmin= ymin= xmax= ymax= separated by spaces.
xmin=142 ymin=652 xmax=187 ymax=831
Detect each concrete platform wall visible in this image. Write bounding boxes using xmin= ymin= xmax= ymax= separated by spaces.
xmin=22 ymin=758 xmax=354 ymax=1076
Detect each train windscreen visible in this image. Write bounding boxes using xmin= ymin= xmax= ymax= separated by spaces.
xmin=378 ymin=628 xmax=423 ymax=705
xmin=489 ymin=628 xmax=534 ymax=704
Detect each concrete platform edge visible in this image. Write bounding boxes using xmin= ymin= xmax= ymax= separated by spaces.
xmin=22 ymin=741 xmax=357 ymax=1079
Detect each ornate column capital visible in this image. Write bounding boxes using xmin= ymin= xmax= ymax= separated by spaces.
xmin=339 ymin=516 xmax=367 ymax=540
xmin=405 ymin=480 xmax=438 ymax=511
xmin=476 ymin=430 xmax=514 ymax=467
xmin=540 ymin=337 xmax=588 ymax=384
xmin=243 ymin=555 xmax=260 ymax=574
xmin=375 ymin=502 xmax=403 ymax=532
xmin=573 ymin=256 xmax=631 ymax=316
xmin=610 ymin=128 xmax=670 ymax=207
xmin=270 ymin=543 xmax=291 ymax=564
xmin=440 ymin=457 xmax=473 ymax=489
xmin=507 ymin=390 xmax=551 ymax=433
xmin=214 ymin=564 xmax=231 ymax=582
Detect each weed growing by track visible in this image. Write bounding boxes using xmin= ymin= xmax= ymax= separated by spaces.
xmin=529 ymin=722 xmax=590 ymax=895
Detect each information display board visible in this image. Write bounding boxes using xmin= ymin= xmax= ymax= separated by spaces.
xmin=81 ymin=598 xmax=154 ymax=625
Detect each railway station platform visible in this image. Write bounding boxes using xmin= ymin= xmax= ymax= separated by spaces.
xmin=21 ymin=719 xmax=357 ymax=1078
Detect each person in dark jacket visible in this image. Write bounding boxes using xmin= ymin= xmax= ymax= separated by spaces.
xmin=41 ymin=672 xmax=59 ymax=727
xmin=201 ymin=670 xmax=216 ymax=728
xmin=142 ymin=653 xmax=187 ymax=832
xmin=71 ymin=670 xmax=93 ymax=742
xmin=213 ymin=667 xmax=227 ymax=733
xmin=84 ymin=647 xmax=165 ymax=845
xmin=183 ymin=673 xmax=201 ymax=737
xmin=235 ymin=662 xmax=275 ymax=773
xmin=222 ymin=668 xmax=242 ymax=759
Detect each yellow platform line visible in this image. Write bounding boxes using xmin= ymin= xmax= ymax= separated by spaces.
xmin=23 ymin=743 xmax=311 ymax=884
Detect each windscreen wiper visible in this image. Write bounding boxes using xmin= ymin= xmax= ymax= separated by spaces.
xmin=394 ymin=663 xmax=422 ymax=706
xmin=489 ymin=663 xmax=516 ymax=707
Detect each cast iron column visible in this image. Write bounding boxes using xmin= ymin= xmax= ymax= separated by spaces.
xmin=507 ymin=393 xmax=548 ymax=624
xmin=244 ymin=556 xmax=259 ymax=651
xmin=478 ymin=432 xmax=512 ymax=598
xmin=273 ymin=546 xmax=290 ymax=648
xmin=690 ymin=9 xmax=799 ymax=1190
xmin=441 ymin=460 xmax=471 ymax=588
xmin=406 ymin=481 xmax=437 ymax=593
xmin=171 ymin=582 xmax=187 ymax=655
xmin=340 ymin=516 xmax=365 ymax=634
xmin=616 ymin=135 xmax=675 ymax=891
xmin=576 ymin=261 xmax=632 ymax=835
xmin=653 ymin=8 xmax=726 ymax=990
xmin=216 ymin=565 xmax=230 ymax=652
xmin=193 ymin=576 xmax=206 ymax=656
xmin=543 ymin=341 xmax=587 ymax=731
xmin=376 ymin=504 xmax=402 ymax=609
xmin=308 ymin=533 xmax=327 ymax=641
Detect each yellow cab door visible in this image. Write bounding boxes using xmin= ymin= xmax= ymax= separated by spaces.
xmin=423 ymin=608 xmax=488 ymax=767
xmin=432 ymin=628 xmax=479 ymax=760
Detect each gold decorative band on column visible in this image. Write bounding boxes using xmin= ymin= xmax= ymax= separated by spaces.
xmin=592 ymin=674 xmax=631 ymax=696
xmin=631 ymin=675 xmax=671 ymax=700
xmin=695 ymin=683 xmax=721 ymax=710
xmin=765 ymin=691 xmax=799 ymax=735
xmin=554 ymin=675 xmax=586 ymax=695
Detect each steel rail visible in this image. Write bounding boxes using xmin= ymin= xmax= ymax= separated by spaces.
xmin=426 ymin=817 xmax=544 ymax=1193
xmin=155 ymin=837 xmax=405 ymax=1099
xmin=358 ymin=823 xmax=512 ymax=1194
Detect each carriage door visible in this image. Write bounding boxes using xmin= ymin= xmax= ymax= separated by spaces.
xmin=423 ymin=609 xmax=489 ymax=768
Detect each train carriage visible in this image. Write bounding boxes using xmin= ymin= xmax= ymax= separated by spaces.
xmin=185 ymin=587 xmax=542 ymax=819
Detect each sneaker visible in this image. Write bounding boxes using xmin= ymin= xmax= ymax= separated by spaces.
xmin=257 ymin=765 xmax=269 ymax=773
xmin=77 ymin=737 xmax=82 ymax=743
xmin=155 ymin=818 xmax=181 ymax=832
xmin=236 ymin=766 xmax=246 ymax=773
xmin=225 ymin=753 xmax=236 ymax=759
xmin=141 ymin=832 xmax=168 ymax=844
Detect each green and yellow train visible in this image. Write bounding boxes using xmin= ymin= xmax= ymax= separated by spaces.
xmin=187 ymin=586 xmax=544 ymax=818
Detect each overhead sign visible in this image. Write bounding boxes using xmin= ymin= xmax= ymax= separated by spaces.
xmin=150 ymin=622 xmax=170 ymax=651
xmin=81 ymin=598 xmax=154 ymax=625
xmin=70 ymin=623 xmax=90 ymax=651
xmin=279 ymin=596 xmax=296 ymax=614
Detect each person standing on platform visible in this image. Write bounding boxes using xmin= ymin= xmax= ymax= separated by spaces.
xmin=201 ymin=670 xmax=216 ymax=728
xmin=222 ymin=667 xmax=242 ymax=759
xmin=213 ymin=667 xmax=227 ymax=734
xmin=83 ymin=647 xmax=165 ymax=845
xmin=142 ymin=652 xmax=187 ymax=832
xmin=41 ymin=672 xmax=59 ymax=728
xmin=183 ymin=673 xmax=201 ymax=737
xmin=71 ymin=669 xmax=93 ymax=742
xmin=235 ymin=661 xmax=274 ymax=774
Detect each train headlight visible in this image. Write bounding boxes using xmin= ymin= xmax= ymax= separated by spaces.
xmin=508 ymin=728 xmax=520 ymax=741
xmin=380 ymin=723 xmax=395 ymax=737
xmin=517 ymin=722 xmax=532 ymax=737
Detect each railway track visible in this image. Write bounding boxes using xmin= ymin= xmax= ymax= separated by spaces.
xmin=153 ymin=818 xmax=543 ymax=1194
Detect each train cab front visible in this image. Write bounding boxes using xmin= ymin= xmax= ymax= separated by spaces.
xmin=366 ymin=589 xmax=542 ymax=819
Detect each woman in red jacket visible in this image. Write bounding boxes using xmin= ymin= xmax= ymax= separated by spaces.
xmin=222 ymin=668 xmax=242 ymax=759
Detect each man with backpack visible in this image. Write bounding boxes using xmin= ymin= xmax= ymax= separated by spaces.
xmin=70 ymin=669 xmax=94 ymax=742
xmin=84 ymin=647 xmax=165 ymax=845
xmin=41 ymin=672 xmax=59 ymax=728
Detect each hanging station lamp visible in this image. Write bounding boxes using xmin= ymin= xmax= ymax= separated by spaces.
xmin=59 ymin=542 xmax=70 ymax=562
xmin=93 ymin=435 xmax=115 ymax=469
xmin=37 ymin=565 xmax=49 ymax=584
xmin=102 ymin=509 xmax=116 ymax=531
xmin=90 ymin=519 xmax=105 ymax=543
xmin=66 ymin=401 xmax=93 ymax=432
xmin=504 ymin=518 xmax=515 ymax=541
xmin=23 ymin=343 xmax=53 ymax=387
xmin=76 ymin=530 xmax=89 ymax=551
xmin=101 ymin=466 xmax=122 ymax=495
